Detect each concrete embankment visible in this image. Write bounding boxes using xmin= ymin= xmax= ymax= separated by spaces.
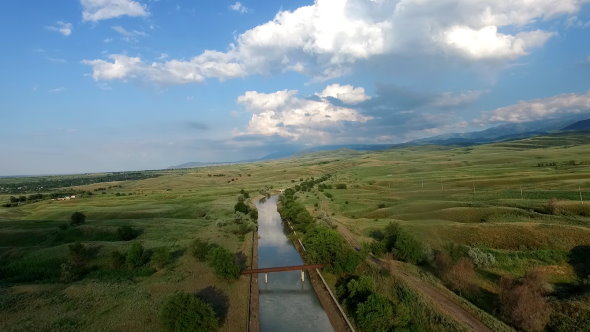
xmin=247 ymin=230 xmax=259 ymax=332
xmin=284 ymin=220 xmax=356 ymax=332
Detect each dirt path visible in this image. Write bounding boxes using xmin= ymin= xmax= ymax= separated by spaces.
xmin=334 ymin=221 xmax=493 ymax=332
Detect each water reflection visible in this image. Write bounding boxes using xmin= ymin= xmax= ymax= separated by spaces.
xmin=256 ymin=196 xmax=334 ymax=332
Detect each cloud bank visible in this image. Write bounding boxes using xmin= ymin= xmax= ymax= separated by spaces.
xmin=482 ymin=91 xmax=590 ymax=123
xmin=83 ymin=0 xmax=586 ymax=84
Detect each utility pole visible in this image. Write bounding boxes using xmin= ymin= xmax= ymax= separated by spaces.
xmin=580 ymin=186 xmax=584 ymax=204
xmin=520 ymin=186 xmax=524 ymax=200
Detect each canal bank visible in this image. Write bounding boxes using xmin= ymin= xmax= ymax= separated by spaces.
xmin=255 ymin=196 xmax=334 ymax=332
xmin=283 ymin=220 xmax=356 ymax=332
xmin=248 ymin=230 xmax=259 ymax=332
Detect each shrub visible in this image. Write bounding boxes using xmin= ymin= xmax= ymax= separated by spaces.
xmin=304 ymin=227 xmax=362 ymax=274
xmin=447 ymin=258 xmax=476 ymax=295
xmin=151 ymin=247 xmax=172 ymax=270
xmin=355 ymin=294 xmax=395 ymax=332
xmin=433 ymin=251 xmax=452 ymax=278
xmin=569 ymin=245 xmax=590 ymax=284
xmin=234 ymin=201 xmax=250 ymax=214
xmin=160 ymin=292 xmax=219 ymax=332
xmin=126 ymin=242 xmax=150 ymax=269
xmin=207 ymin=246 xmax=240 ymax=280
xmin=249 ymin=209 xmax=258 ymax=221
xmin=337 ymin=275 xmax=375 ymax=312
xmin=335 ymin=184 xmax=347 ymax=189
xmin=368 ymin=241 xmax=386 ymax=257
xmin=196 ymin=286 xmax=229 ymax=323
xmin=499 ymin=270 xmax=551 ymax=332
xmin=117 ymin=226 xmax=137 ymax=241
xmin=110 ymin=250 xmax=126 ymax=269
xmin=60 ymin=242 xmax=89 ymax=282
xmin=381 ymin=222 xmax=425 ymax=264
xmin=190 ymin=239 xmax=214 ymax=261
xmin=467 ymin=247 xmax=496 ymax=268
xmin=70 ymin=212 xmax=86 ymax=226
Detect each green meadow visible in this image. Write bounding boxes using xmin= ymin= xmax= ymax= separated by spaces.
xmin=1 ymin=131 xmax=589 ymax=331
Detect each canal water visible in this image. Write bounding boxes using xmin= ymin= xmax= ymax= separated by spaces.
xmin=256 ymin=195 xmax=334 ymax=332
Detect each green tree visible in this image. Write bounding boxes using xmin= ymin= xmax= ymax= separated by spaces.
xmin=160 ymin=292 xmax=219 ymax=332
xmin=382 ymin=222 xmax=425 ymax=264
xmin=70 ymin=211 xmax=86 ymax=226
xmin=304 ymin=228 xmax=361 ymax=274
xmin=207 ymin=246 xmax=240 ymax=280
xmin=234 ymin=201 xmax=250 ymax=214
xmin=355 ymin=294 xmax=395 ymax=332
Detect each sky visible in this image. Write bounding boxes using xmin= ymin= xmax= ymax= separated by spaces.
xmin=1 ymin=0 xmax=590 ymax=175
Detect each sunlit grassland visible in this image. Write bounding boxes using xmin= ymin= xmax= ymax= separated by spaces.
xmin=1 ymin=132 xmax=589 ymax=331
xmin=297 ymin=133 xmax=590 ymax=285
xmin=0 ymin=152 xmax=365 ymax=331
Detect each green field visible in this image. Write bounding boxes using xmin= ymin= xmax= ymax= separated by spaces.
xmin=1 ymin=132 xmax=590 ymax=331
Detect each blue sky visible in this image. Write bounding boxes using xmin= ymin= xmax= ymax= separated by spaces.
xmin=1 ymin=0 xmax=590 ymax=175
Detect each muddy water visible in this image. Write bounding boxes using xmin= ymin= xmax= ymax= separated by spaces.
xmin=256 ymin=195 xmax=333 ymax=332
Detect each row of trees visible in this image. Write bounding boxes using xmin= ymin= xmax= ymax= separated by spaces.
xmin=0 ymin=171 xmax=160 ymax=194
xmin=279 ymin=178 xmax=362 ymax=275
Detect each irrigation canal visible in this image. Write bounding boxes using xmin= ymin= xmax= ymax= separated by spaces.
xmin=256 ymin=195 xmax=334 ymax=332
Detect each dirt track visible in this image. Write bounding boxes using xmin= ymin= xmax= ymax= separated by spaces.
xmin=335 ymin=222 xmax=493 ymax=332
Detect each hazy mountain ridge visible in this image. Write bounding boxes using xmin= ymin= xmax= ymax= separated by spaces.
xmin=169 ymin=116 xmax=590 ymax=169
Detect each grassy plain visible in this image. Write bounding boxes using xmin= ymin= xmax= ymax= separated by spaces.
xmin=1 ymin=132 xmax=589 ymax=331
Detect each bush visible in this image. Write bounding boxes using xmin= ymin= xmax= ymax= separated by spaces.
xmin=70 ymin=212 xmax=86 ymax=226
xmin=467 ymin=247 xmax=496 ymax=268
xmin=234 ymin=201 xmax=250 ymax=214
xmin=355 ymin=294 xmax=395 ymax=332
xmin=382 ymin=222 xmax=425 ymax=264
xmin=126 ymin=242 xmax=150 ymax=269
xmin=60 ymin=242 xmax=89 ymax=282
xmin=160 ymin=292 xmax=219 ymax=332
xmin=110 ymin=250 xmax=126 ymax=269
xmin=196 ymin=286 xmax=229 ymax=323
xmin=304 ymin=227 xmax=362 ymax=274
xmin=207 ymin=246 xmax=240 ymax=280
xmin=337 ymin=275 xmax=375 ymax=313
xmin=190 ymin=239 xmax=214 ymax=261
xmin=447 ymin=258 xmax=476 ymax=295
xmin=499 ymin=270 xmax=551 ymax=332
xmin=335 ymin=184 xmax=347 ymax=189
xmin=117 ymin=226 xmax=137 ymax=241
xmin=151 ymin=247 xmax=172 ymax=270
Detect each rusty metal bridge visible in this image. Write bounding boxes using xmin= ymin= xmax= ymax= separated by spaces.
xmin=242 ymin=264 xmax=325 ymax=283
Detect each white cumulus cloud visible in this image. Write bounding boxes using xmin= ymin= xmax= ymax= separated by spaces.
xmin=81 ymin=0 xmax=148 ymax=22
xmin=230 ymin=2 xmax=249 ymax=14
xmin=316 ymin=84 xmax=371 ymax=104
xmin=481 ymin=91 xmax=590 ymax=123
xmin=83 ymin=0 xmax=587 ymax=84
xmin=237 ymin=86 xmax=372 ymax=141
xmin=47 ymin=21 xmax=73 ymax=36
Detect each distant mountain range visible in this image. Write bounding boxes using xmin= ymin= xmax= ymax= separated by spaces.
xmin=168 ymin=116 xmax=590 ymax=169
